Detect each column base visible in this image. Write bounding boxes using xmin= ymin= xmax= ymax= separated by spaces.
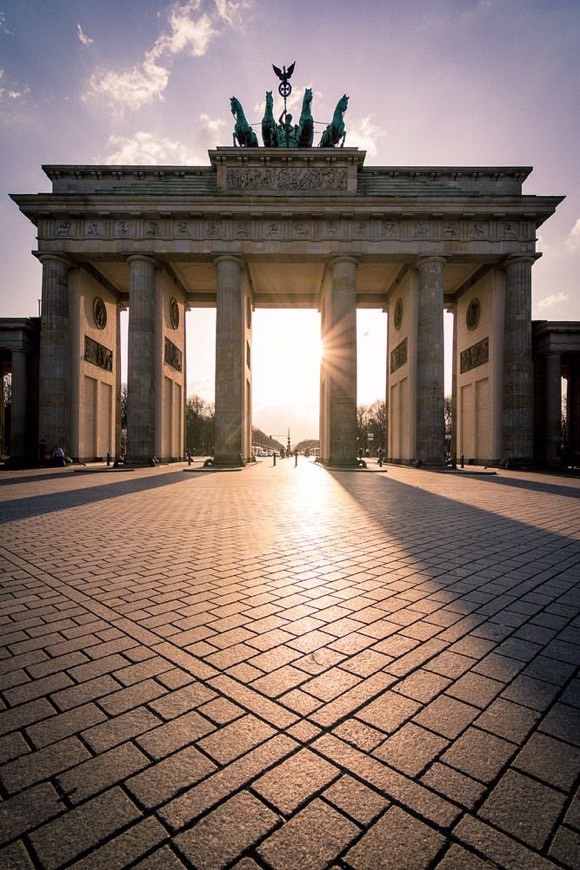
xmin=324 ymin=457 xmax=367 ymax=469
xmin=207 ymin=454 xmax=246 ymax=468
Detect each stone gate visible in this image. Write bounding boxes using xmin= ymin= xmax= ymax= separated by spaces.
xmin=11 ymin=147 xmax=563 ymax=466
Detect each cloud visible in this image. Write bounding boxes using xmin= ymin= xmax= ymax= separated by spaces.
xmin=84 ymin=53 xmax=170 ymax=111
xmin=566 ymin=218 xmax=580 ymax=250
xmin=537 ymin=292 xmax=570 ymax=311
xmin=0 ymin=12 xmax=12 ymax=35
xmin=214 ymin=0 xmax=253 ymax=27
xmin=101 ymin=131 xmax=204 ymax=164
xmin=83 ymin=0 xmax=252 ymax=112
xmin=344 ymin=114 xmax=385 ymax=156
xmin=77 ymin=24 xmax=94 ymax=46
xmin=198 ymin=113 xmax=226 ymax=134
xmin=0 ymin=68 xmax=30 ymax=102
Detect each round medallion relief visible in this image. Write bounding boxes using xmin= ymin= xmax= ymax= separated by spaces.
xmin=466 ymin=297 xmax=481 ymax=331
xmin=170 ymin=297 xmax=180 ymax=329
xmin=394 ymin=297 xmax=403 ymax=330
xmin=93 ymin=297 xmax=107 ymax=330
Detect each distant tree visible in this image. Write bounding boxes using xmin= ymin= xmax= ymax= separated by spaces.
xmin=294 ymin=438 xmax=319 ymax=454
xmin=356 ymin=400 xmax=386 ymax=453
xmin=444 ymin=395 xmax=453 ymax=454
xmin=252 ymin=427 xmax=284 ymax=453
xmin=186 ymin=395 xmax=215 ymax=454
xmin=120 ymin=382 xmax=128 ymax=430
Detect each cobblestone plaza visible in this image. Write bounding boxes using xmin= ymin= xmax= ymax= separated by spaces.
xmin=0 ymin=459 xmax=578 ymax=867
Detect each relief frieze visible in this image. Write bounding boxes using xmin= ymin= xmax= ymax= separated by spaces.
xmin=225 ymin=166 xmax=347 ymax=193
xmin=164 ymin=337 xmax=183 ymax=372
xmin=460 ymin=337 xmax=489 ymax=374
xmin=390 ymin=337 xmax=408 ymax=373
xmin=84 ymin=336 xmax=113 ymax=372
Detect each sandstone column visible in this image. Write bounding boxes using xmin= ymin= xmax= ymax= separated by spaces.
xmin=10 ymin=349 xmax=27 ymax=459
xmin=325 ymin=257 xmax=358 ymax=466
xmin=214 ymin=256 xmax=245 ymax=466
xmin=416 ymin=257 xmax=445 ymax=465
xmin=545 ymin=352 xmax=562 ymax=466
xmin=38 ymin=254 xmax=71 ymax=452
xmin=503 ymin=256 xmax=535 ymax=462
xmin=126 ymin=255 xmax=157 ymax=463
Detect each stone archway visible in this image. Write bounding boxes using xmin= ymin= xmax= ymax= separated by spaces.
xmin=11 ymin=149 xmax=562 ymax=466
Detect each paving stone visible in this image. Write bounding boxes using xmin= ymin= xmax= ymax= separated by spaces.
xmin=257 ymin=798 xmax=358 ymax=870
xmin=373 ymin=722 xmax=448 ymax=776
xmin=160 ymin=734 xmax=298 ymax=830
xmin=127 ymin=744 xmax=217 ymax=808
xmin=175 ymin=790 xmax=279 ymax=869
xmin=413 ymin=694 xmax=479 ymax=739
xmin=420 ymin=761 xmax=486 ymax=810
xmin=28 ymin=787 xmax=141 ymax=869
xmin=0 ymin=782 xmax=63 ymax=841
xmin=393 ymin=668 xmax=451 ymax=703
xmin=26 ymin=701 xmax=106 ymax=748
xmin=0 ymin=731 xmax=30 ymax=764
xmin=345 ymin=805 xmax=445 ymax=869
xmin=513 ymin=731 xmax=580 ymax=790
xmin=132 ymin=845 xmax=186 ymax=869
xmin=323 ymin=773 xmax=388 ymax=825
xmin=355 ymin=689 xmax=421 ymax=733
xmin=57 ymin=740 xmax=149 ymax=803
xmin=253 ymin=748 xmax=340 ymax=814
xmin=197 ymin=713 xmax=276 ymax=764
xmin=500 ymin=673 xmax=562 ymax=712
xmin=538 ymin=701 xmax=580 ymax=745
xmin=440 ymin=726 xmax=517 ymax=783
xmin=0 ymin=735 xmax=91 ymax=793
xmin=548 ymin=825 xmax=580 ymax=868
xmin=478 ymin=769 xmax=566 ymax=850
xmin=0 ymin=839 xmax=36 ymax=868
xmin=474 ymin=697 xmax=540 ymax=743
xmin=82 ymin=705 xmax=160 ymax=752
xmin=137 ymin=709 xmax=215 ymax=759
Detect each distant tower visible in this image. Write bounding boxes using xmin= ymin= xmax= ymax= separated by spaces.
xmin=287 ymin=428 xmax=291 ymax=454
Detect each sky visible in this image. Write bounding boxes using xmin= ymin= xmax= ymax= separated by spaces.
xmin=1 ymin=0 xmax=579 ymax=443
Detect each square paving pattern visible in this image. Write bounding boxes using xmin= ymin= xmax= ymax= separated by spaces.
xmin=0 ymin=459 xmax=579 ymax=868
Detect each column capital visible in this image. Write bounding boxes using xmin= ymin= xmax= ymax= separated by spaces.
xmin=415 ymin=255 xmax=446 ymax=270
xmin=214 ymin=254 xmax=244 ymax=267
xmin=329 ymin=255 xmax=359 ymax=269
xmin=503 ymin=254 xmax=540 ymax=269
xmin=36 ymin=253 xmax=72 ymax=268
xmin=127 ymin=254 xmax=158 ymax=267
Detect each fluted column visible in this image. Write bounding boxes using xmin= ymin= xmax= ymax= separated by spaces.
xmin=126 ymin=255 xmax=157 ymax=463
xmin=326 ymin=257 xmax=358 ymax=466
xmin=10 ymin=350 xmax=27 ymax=459
xmin=38 ymin=254 xmax=71 ymax=452
xmin=416 ymin=257 xmax=445 ymax=465
xmin=545 ymin=352 xmax=562 ymax=466
xmin=503 ymin=256 xmax=535 ymax=461
xmin=214 ymin=256 xmax=245 ymax=466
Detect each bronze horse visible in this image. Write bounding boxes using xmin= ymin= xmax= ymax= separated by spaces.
xmin=231 ymin=96 xmax=259 ymax=147
xmin=319 ymin=94 xmax=348 ymax=148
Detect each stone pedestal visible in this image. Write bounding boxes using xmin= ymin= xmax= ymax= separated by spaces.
xmin=38 ymin=255 xmax=71 ymax=452
xmin=416 ymin=257 xmax=445 ymax=465
xmin=503 ymin=256 xmax=534 ymax=462
xmin=126 ymin=255 xmax=157 ymax=463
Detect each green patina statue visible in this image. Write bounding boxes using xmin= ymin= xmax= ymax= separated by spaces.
xmin=231 ymin=64 xmax=347 ymax=149
xmin=319 ymin=94 xmax=349 ymax=148
xmin=230 ymin=96 xmax=259 ymax=148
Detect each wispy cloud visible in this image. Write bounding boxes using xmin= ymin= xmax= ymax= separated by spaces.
xmin=77 ymin=24 xmax=94 ymax=46
xmin=101 ymin=131 xmax=204 ymax=164
xmin=566 ymin=218 xmax=580 ymax=250
xmin=0 ymin=12 xmax=12 ymax=35
xmin=84 ymin=0 xmax=251 ymax=112
xmin=0 ymin=68 xmax=29 ymax=102
xmin=537 ymin=292 xmax=570 ymax=311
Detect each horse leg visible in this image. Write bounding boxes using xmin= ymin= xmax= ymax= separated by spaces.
xmin=233 ymin=132 xmax=238 ymax=147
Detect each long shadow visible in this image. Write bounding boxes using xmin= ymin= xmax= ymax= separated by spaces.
xmin=459 ymin=472 xmax=580 ymax=501
xmin=0 ymin=469 xmax=205 ymax=525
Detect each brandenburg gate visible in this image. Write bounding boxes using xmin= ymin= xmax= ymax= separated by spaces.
xmin=11 ymin=84 xmax=563 ymax=468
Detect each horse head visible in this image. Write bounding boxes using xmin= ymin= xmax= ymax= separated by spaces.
xmin=230 ymin=96 xmax=240 ymax=117
xmin=338 ymin=94 xmax=349 ymax=112
xmin=265 ymin=90 xmax=273 ymax=109
xmin=304 ymin=87 xmax=313 ymax=104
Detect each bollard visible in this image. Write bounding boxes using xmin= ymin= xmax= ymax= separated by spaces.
xmin=106 ymin=451 xmax=111 ymax=466
xmin=273 ymin=453 xmax=276 ymax=466
xmin=460 ymin=454 xmax=464 ymax=468
xmin=188 ymin=452 xmax=192 ymax=466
